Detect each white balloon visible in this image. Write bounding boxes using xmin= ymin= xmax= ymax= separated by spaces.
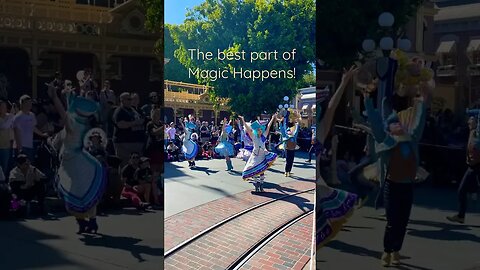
xmin=278 ymin=104 xmax=283 ymax=109
xmin=362 ymin=39 xmax=376 ymax=52
xmin=284 ymin=103 xmax=289 ymax=108
xmin=380 ymin=37 xmax=394 ymax=50
xmin=283 ymin=96 xmax=289 ymax=101
xmin=378 ymin=12 xmax=394 ymax=27
xmin=290 ymin=104 xmax=295 ymax=108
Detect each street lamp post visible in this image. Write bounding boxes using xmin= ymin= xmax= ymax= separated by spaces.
xmin=362 ymin=12 xmax=412 ymax=119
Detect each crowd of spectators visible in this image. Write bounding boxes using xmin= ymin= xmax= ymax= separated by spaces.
xmin=0 ymin=70 xmax=162 ymax=218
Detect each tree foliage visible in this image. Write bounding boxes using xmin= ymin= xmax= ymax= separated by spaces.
xmin=316 ymin=0 xmax=424 ymax=70
xmin=169 ymin=0 xmax=315 ymax=119
xmin=165 ymin=25 xmax=197 ymax=83
xmin=141 ymin=0 xmax=163 ymax=56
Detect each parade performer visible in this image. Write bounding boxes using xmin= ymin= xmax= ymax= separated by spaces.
xmin=215 ymin=118 xmax=235 ymax=171
xmin=280 ymin=109 xmax=299 ymax=177
xmin=236 ymin=118 xmax=254 ymax=161
xmin=240 ymin=114 xmax=276 ymax=192
xmin=316 ymin=67 xmax=358 ymax=262
xmin=447 ymin=110 xmax=480 ymax=224
xmin=307 ymin=125 xmax=316 ymax=163
xmin=47 ymin=84 xmax=106 ymax=234
xmin=362 ymin=83 xmax=428 ymax=267
xmin=178 ymin=115 xmax=199 ymax=168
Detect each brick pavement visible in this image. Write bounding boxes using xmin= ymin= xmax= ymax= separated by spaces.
xmin=164 ymin=190 xmax=314 ymax=270
xmin=164 ymin=179 xmax=315 ymax=252
xmin=240 ymin=213 xmax=313 ymax=270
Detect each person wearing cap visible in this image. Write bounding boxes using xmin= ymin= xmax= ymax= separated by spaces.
xmin=239 ymin=114 xmax=277 ymax=193
xmin=8 ymin=154 xmax=47 ymax=216
xmin=362 ymin=83 xmax=428 ymax=266
xmin=13 ymin=95 xmax=49 ymax=162
xmin=0 ymin=98 xmax=14 ymax=176
xmin=214 ymin=118 xmax=236 ymax=171
xmin=112 ymin=92 xmax=145 ymax=167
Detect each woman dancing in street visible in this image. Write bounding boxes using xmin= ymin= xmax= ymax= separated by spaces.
xmin=47 ymin=84 xmax=106 ymax=234
xmin=215 ymin=118 xmax=235 ymax=171
xmin=240 ymin=114 xmax=276 ymax=192
xmin=178 ymin=115 xmax=199 ymax=169
xmin=316 ymin=66 xmax=358 ymax=258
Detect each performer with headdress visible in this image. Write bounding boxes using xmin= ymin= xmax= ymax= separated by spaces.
xmin=236 ymin=117 xmax=254 ymax=161
xmin=447 ymin=109 xmax=480 ymax=224
xmin=178 ymin=115 xmax=199 ymax=169
xmin=240 ymin=114 xmax=277 ymax=192
xmin=47 ymin=83 xmax=106 ymax=234
xmin=316 ymin=66 xmax=358 ymax=259
xmin=215 ymin=118 xmax=236 ymax=171
xmin=362 ymin=78 xmax=429 ymax=267
xmin=279 ymin=109 xmax=299 ymax=177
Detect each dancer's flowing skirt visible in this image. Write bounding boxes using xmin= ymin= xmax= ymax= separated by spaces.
xmin=237 ymin=145 xmax=253 ymax=161
xmin=316 ymin=178 xmax=357 ymax=249
xmin=57 ymin=149 xmax=107 ymax=214
xmin=242 ymin=150 xmax=277 ymax=179
xmin=214 ymin=141 xmax=235 ymax=157
xmin=182 ymin=139 xmax=198 ymax=161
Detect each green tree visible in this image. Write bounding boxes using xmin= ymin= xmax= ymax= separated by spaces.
xmin=170 ymin=0 xmax=315 ymax=119
xmin=316 ymin=0 xmax=424 ymax=69
xmin=297 ymin=72 xmax=316 ymax=89
xmin=141 ymin=0 xmax=164 ymax=87
xmin=165 ymin=25 xmax=197 ymax=83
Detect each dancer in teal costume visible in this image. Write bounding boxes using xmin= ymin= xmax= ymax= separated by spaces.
xmin=48 ymin=85 xmax=106 ymax=234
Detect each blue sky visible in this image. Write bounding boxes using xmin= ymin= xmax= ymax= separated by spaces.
xmin=165 ymin=0 xmax=205 ymax=25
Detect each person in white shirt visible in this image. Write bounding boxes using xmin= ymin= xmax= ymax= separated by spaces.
xmin=13 ymin=95 xmax=48 ymax=162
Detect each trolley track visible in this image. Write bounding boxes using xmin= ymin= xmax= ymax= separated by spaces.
xmin=228 ymin=210 xmax=313 ymax=270
xmin=164 ymin=188 xmax=315 ymax=270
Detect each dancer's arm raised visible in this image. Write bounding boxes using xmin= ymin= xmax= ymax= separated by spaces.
xmin=264 ymin=113 xmax=277 ymax=137
xmin=47 ymin=83 xmax=72 ymax=134
xmin=239 ymin=116 xmax=253 ymax=138
xmin=363 ymin=90 xmax=386 ymax=143
xmin=319 ymin=65 xmax=357 ymax=144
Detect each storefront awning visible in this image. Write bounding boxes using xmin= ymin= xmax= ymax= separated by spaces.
xmin=467 ymin=39 xmax=480 ymax=53
xmin=301 ymin=93 xmax=316 ymax=100
xmin=311 ymin=104 xmax=316 ymax=111
xmin=301 ymin=104 xmax=309 ymax=110
xmin=436 ymin=40 xmax=456 ymax=54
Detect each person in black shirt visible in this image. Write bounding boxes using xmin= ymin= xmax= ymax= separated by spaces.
xmin=145 ymin=108 xmax=162 ymax=206
xmin=120 ymin=152 xmax=149 ymax=210
xmin=113 ymin=92 xmax=145 ymax=167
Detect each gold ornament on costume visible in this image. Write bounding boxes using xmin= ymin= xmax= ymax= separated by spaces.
xmin=393 ymin=49 xmax=434 ymax=97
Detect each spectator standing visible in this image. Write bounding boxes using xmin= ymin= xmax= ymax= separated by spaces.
xmin=145 ymin=108 xmax=162 ymax=206
xmin=112 ymin=92 xmax=145 ymax=166
xmin=141 ymin=92 xmax=159 ymax=121
xmin=13 ymin=95 xmax=48 ymax=161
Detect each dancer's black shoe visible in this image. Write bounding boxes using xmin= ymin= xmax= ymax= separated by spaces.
xmin=76 ymin=218 xmax=88 ymax=234
xmin=86 ymin=218 xmax=98 ymax=234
